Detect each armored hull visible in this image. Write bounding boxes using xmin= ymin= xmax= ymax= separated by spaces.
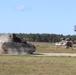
xmin=2 ymin=42 xmax=36 ymax=54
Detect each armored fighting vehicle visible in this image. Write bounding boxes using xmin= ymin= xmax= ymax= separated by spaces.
xmin=0 ymin=34 xmax=36 ymax=54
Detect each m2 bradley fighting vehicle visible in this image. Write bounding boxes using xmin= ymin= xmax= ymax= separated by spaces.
xmin=1 ymin=34 xmax=36 ymax=54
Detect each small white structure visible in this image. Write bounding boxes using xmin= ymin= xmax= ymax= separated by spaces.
xmin=55 ymin=40 xmax=67 ymax=47
xmin=55 ymin=42 xmax=62 ymax=46
xmin=55 ymin=38 xmax=73 ymax=48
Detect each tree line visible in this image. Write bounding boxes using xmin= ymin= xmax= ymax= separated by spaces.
xmin=16 ymin=33 xmax=76 ymax=43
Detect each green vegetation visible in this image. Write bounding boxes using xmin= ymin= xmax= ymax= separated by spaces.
xmin=30 ymin=42 xmax=76 ymax=53
xmin=16 ymin=33 xmax=76 ymax=43
xmin=0 ymin=55 xmax=76 ymax=75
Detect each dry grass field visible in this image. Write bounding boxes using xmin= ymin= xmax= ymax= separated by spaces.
xmin=0 ymin=55 xmax=76 ymax=75
xmin=30 ymin=42 xmax=76 ymax=53
xmin=0 ymin=42 xmax=76 ymax=75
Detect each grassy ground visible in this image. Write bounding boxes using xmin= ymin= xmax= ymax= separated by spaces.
xmin=0 ymin=55 xmax=76 ymax=75
xmin=0 ymin=42 xmax=76 ymax=75
xmin=30 ymin=42 xmax=76 ymax=53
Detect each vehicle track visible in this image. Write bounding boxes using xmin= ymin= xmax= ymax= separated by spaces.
xmin=33 ymin=52 xmax=76 ymax=57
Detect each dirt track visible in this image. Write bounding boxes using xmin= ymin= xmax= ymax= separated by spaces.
xmin=33 ymin=52 xmax=76 ymax=57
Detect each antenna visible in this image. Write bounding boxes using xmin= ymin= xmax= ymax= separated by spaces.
xmin=74 ymin=25 xmax=76 ymax=31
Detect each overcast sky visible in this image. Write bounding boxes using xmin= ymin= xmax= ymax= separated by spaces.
xmin=0 ymin=0 xmax=76 ymax=35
